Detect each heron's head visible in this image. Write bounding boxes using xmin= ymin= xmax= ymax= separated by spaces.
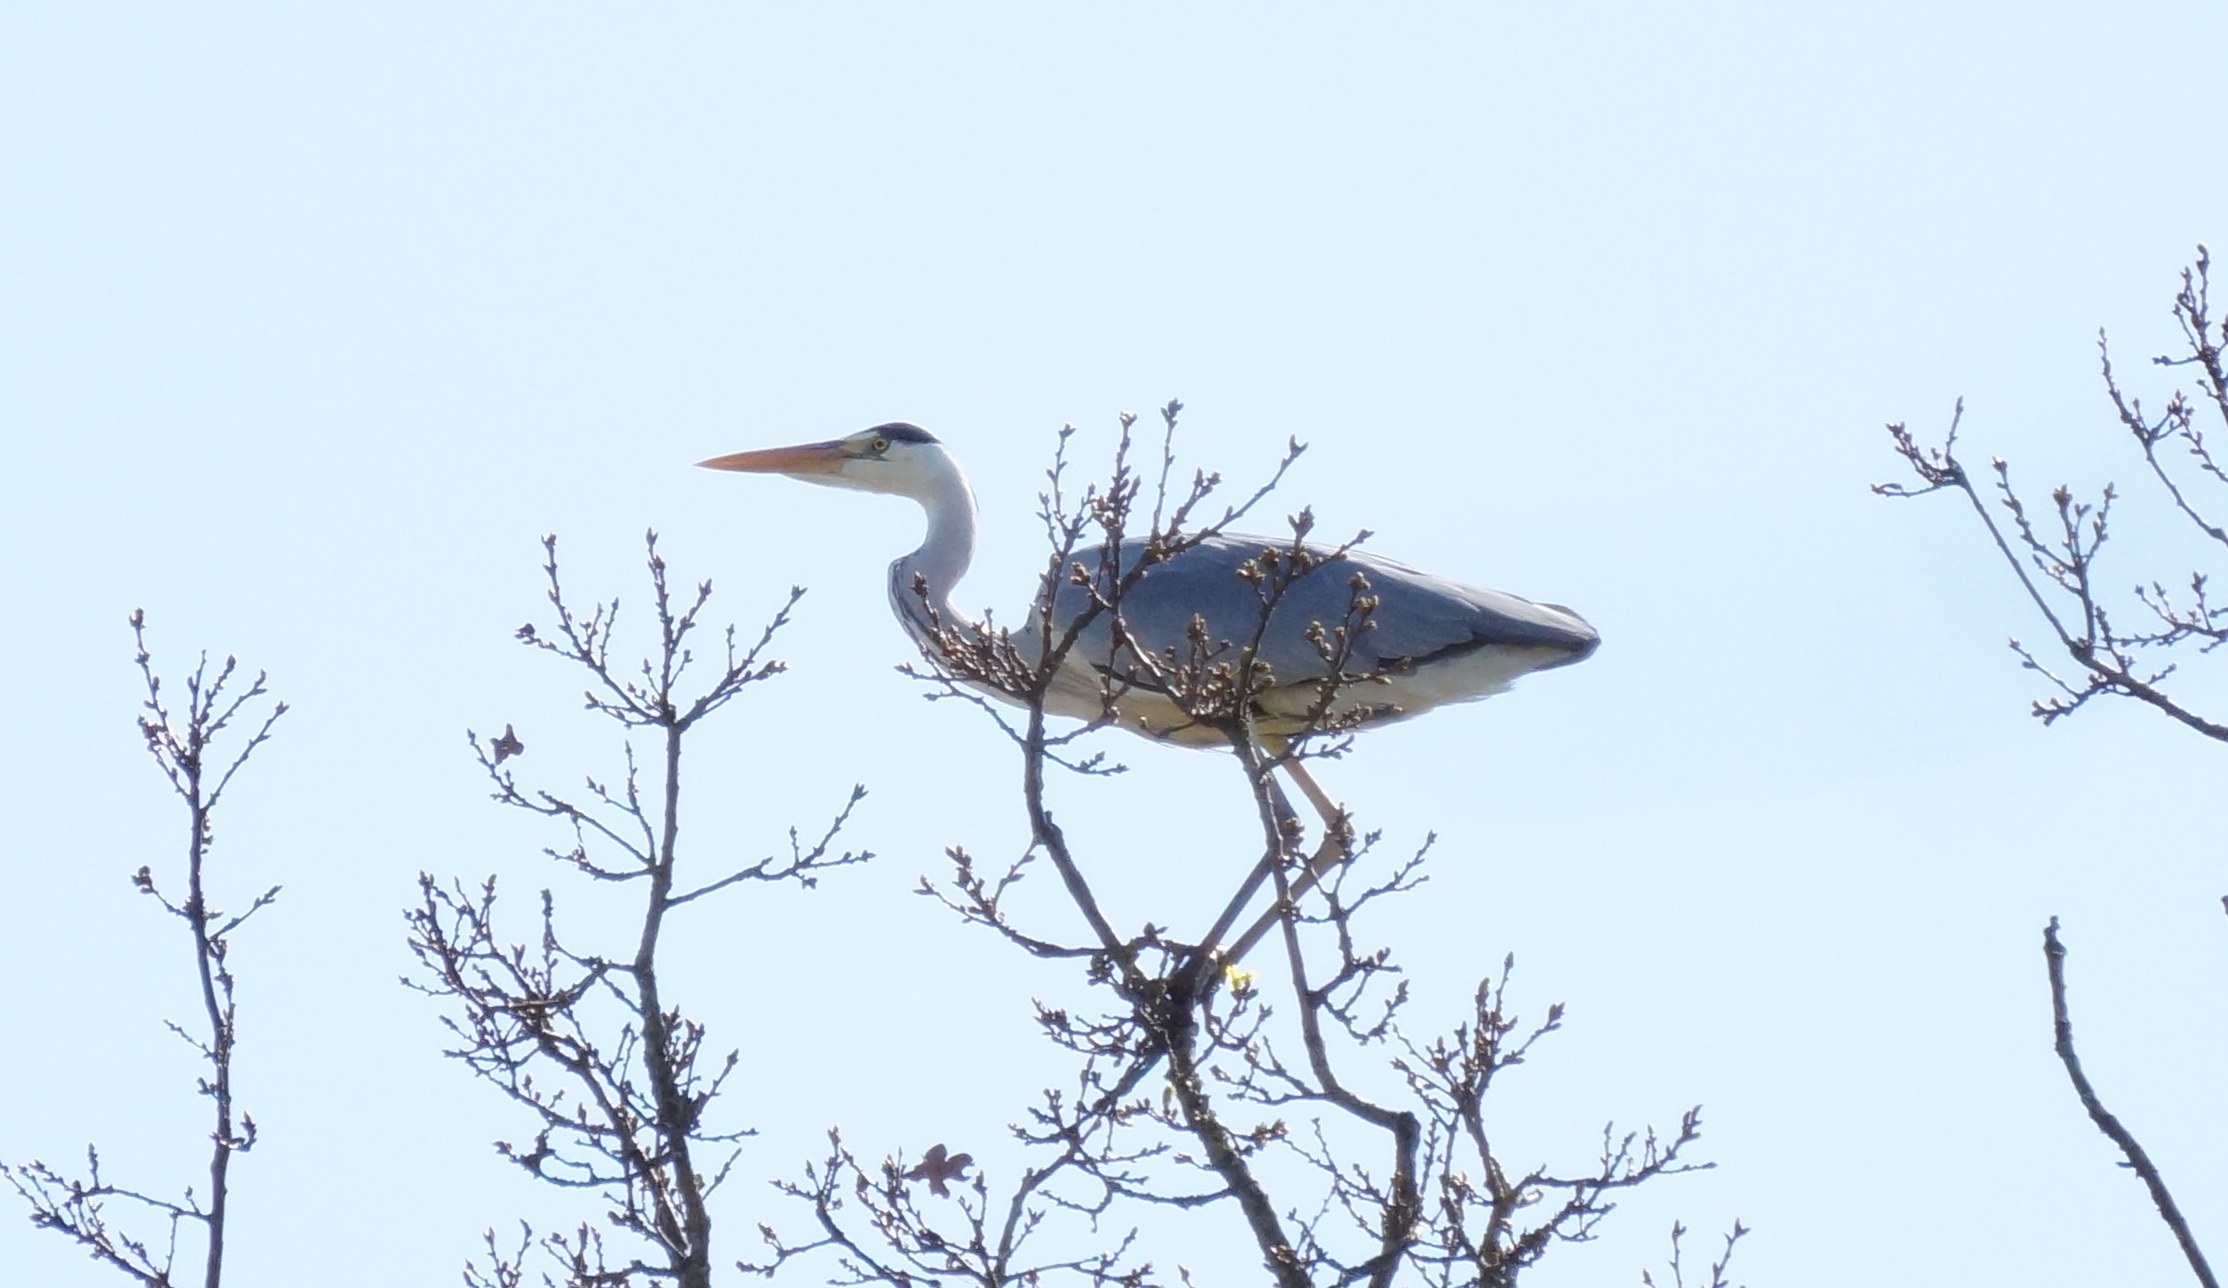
xmin=697 ymin=423 xmax=958 ymax=501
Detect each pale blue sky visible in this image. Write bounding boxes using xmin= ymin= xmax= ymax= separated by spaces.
xmin=5 ymin=5 xmax=2226 ymax=1285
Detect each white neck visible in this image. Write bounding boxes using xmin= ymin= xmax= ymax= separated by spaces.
xmin=886 ymin=449 xmax=978 ymax=646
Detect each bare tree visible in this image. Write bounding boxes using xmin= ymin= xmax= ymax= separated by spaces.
xmin=1879 ymin=249 xmax=2222 ymax=1287
xmin=4 ymin=612 xmax=286 ymax=1288
xmin=745 ymin=406 xmax=1724 ymax=1286
xmin=407 ymin=533 xmax=868 ymax=1288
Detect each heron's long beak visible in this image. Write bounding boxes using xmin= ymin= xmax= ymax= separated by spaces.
xmin=696 ymin=439 xmax=849 ymax=476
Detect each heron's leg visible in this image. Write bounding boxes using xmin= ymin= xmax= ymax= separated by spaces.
xmin=1187 ymin=747 xmax=1299 ymax=975
xmin=1250 ymin=731 xmax=1346 ymax=835
xmin=1186 ymin=731 xmax=1318 ymax=982
xmin=1192 ymin=848 xmax=1279 ymax=972
xmin=1280 ymin=757 xmax=1343 ymax=835
xmin=1222 ymin=826 xmax=1349 ymax=964
xmin=1217 ymin=744 xmax=1355 ymax=965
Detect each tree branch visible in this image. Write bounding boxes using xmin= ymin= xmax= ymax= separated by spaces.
xmin=2041 ymin=918 xmax=2218 ymax=1288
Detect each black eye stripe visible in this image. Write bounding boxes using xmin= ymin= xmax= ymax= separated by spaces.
xmin=866 ymin=421 xmax=938 ymax=445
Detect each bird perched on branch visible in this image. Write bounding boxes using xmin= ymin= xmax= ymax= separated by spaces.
xmin=699 ymin=422 xmax=1596 ymax=819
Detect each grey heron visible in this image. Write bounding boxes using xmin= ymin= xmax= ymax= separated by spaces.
xmin=697 ymin=423 xmax=1598 ymax=823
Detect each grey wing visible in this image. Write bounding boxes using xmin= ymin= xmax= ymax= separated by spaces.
xmin=1302 ymin=546 xmax=1600 ymax=677
xmin=1051 ymin=534 xmax=1597 ymax=689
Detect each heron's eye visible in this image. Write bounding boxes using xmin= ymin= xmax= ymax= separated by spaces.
xmin=870 ymin=437 xmax=891 ymax=454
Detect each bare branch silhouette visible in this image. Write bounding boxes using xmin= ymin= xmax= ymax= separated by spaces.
xmin=1641 ymin=1221 xmax=1748 ymax=1288
xmin=5 ymin=612 xmax=287 ymax=1288
xmin=409 ymin=532 xmax=867 ymax=1288
xmin=2042 ymin=920 xmax=2217 ymax=1288
xmin=1879 ymin=246 xmax=2228 ymax=741
xmin=1881 ymin=250 xmax=2222 ymax=1285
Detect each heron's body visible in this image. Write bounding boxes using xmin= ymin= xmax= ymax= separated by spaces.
xmin=703 ymin=423 xmax=1598 ymax=750
xmin=1000 ymin=534 xmax=1593 ymax=746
